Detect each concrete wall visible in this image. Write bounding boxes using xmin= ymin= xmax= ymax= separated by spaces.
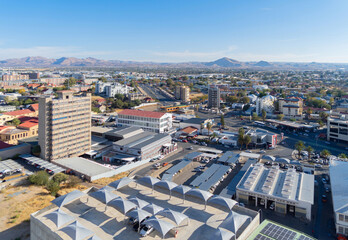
xmin=238 ymin=211 xmax=260 ymax=240
xmin=31 ymin=208 xmax=63 ymax=240
xmin=0 ymin=143 xmax=31 ymax=160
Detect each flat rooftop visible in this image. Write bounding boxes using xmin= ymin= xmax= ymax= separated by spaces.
xmin=53 ymin=157 xmax=114 ymax=177
xmin=114 ymin=132 xmax=170 ymax=150
xmin=32 ymin=180 xmax=259 ymax=240
xmin=329 ymin=160 xmax=348 ymax=215
xmin=237 ymin=163 xmax=314 ymax=204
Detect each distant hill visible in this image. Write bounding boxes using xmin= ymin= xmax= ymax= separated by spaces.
xmin=254 ymin=61 xmax=272 ymax=67
xmin=0 ymin=56 xmax=347 ymax=70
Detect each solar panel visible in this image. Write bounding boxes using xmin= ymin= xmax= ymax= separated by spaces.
xmin=260 ymin=223 xmax=297 ymax=240
xmin=298 ymin=235 xmax=313 ymax=240
xmin=254 ymin=234 xmax=273 ymax=240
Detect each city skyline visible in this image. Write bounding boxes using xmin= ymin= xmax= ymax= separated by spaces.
xmin=1 ymin=0 xmax=348 ymax=63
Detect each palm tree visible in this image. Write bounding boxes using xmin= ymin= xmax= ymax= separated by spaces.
xmin=295 ymin=141 xmax=305 ymax=159
xmin=244 ymin=135 xmax=251 ymax=149
xmin=320 ymin=149 xmax=331 ymax=159
xmin=207 ymin=122 xmax=212 ymax=138
xmin=238 ymin=127 xmax=245 ymax=136
xmin=262 ymin=109 xmax=267 ymax=122
xmin=305 ymin=146 xmax=314 ymax=161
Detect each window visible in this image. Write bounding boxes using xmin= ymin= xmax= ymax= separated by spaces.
xmin=339 ymin=214 xmax=344 ymax=221
xmin=345 ymin=215 xmax=348 ymax=222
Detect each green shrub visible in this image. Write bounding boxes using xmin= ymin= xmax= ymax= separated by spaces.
xmin=52 ymin=173 xmax=69 ymax=184
xmin=28 ymin=171 xmax=49 ymax=186
xmin=46 ymin=179 xmax=60 ymax=196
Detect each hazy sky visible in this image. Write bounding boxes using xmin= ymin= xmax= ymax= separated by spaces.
xmin=1 ymin=0 xmax=348 ymax=62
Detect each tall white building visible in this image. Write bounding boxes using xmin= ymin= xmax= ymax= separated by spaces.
xmin=117 ymin=109 xmax=172 ymax=133
xmin=256 ymin=95 xmax=276 ymax=115
xmin=95 ymin=81 xmax=133 ymax=97
xmin=327 ymin=113 xmax=348 ymax=144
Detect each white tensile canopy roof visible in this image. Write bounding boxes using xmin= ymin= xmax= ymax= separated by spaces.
xmin=172 ymin=185 xmax=191 ymax=202
xmin=143 ymin=216 xmax=176 ymax=238
xmin=219 ymin=211 xmax=251 ymax=234
xmin=186 ymin=188 xmax=213 ymax=208
xmin=275 ymin=158 xmax=291 ymax=164
xmin=108 ymin=197 xmax=137 ymax=214
xmin=157 ymin=208 xmax=188 ymax=226
xmin=109 ymin=177 xmax=134 ymax=190
xmin=212 ymin=227 xmax=235 ymax=240
xmin=127 ymin=208 xmax=151 ymax=223
xmin=208 ymin=195 xmax=238 ymax=210
xmin=51 ymin=190 xmax=85 ymax=208
xmin=44 ymin=208 xmax=74 ymax=228
xmin=138 ymin=176 xmax=160 ymax=192
xmin=128 ymin=196 xmax=149 ymax=209
xmin=143 ymin=203 xmax=164 ymax=215
xmin=154 ymin=180 xmax=178 ymax=198
xmin=87 ymin=235 xmax=102 ymax=240
xmin=89 ymin=186 xmax=119 ymax=205
xmin=60 ymin=221 xmax=94 ymax=240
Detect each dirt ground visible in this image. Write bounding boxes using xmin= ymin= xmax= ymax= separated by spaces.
xmin=0 ymin=179 xmax=87 ymax=240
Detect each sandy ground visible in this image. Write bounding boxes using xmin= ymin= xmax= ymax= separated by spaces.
xmin=0 ymin=178 xmax=87 ymax=240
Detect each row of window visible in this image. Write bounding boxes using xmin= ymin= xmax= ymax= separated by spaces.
xmin=339 ymin=214 xmax=348 ymax=222
xmin=119 ymin=115 xmax=161 ymax=122
xmin=118 ymin=120 xmax=160 ymax=128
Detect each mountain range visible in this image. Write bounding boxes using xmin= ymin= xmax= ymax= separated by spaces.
xmin=0 ymin=56 xmax=346 ymax=70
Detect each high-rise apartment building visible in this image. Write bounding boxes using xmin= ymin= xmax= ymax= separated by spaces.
xmin=2 ymin=72 xmax=29 ymax=81
xmin=175 ymin=85 xmax=190 ymax=102
xmin=38 ymin=91 xmax=91 ymax=161
xmin=208 ymin=87 xmax=220 ymax=108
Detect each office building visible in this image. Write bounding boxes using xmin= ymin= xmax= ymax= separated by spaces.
xmin=327 ymin=113 xmax=348 ymax=144
xmin=1 ymin=72 xmax=29 ymax=81
xmin=95 ymin=81 xmax=133 ymax=98
xmin=117 ymin=109 xmax=172 ymax=133
xmin=175 ymin=85 xmax=190 ymax=102
xmin=236 ymin=163 xmax=314 ymax=220
xmin=256 ymin=95 xmax=276 ymax=115
xmin=330 ymin=160 xmax=348 ymax=236
xmin=279 ymin=97 xmax=303 ymax=118
xmin=38 ymin=91 xmax=91 ymax=161
xmin=208 ymin=87 xmax=220 ymax=108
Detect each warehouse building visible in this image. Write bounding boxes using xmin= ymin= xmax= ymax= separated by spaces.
xmin=236 ymin=163 xmax=314 ymax=220
xmin=330 ymin=160 xmax=348 ymax=236
xmin=102 ymin=131 xmax=175 ymax=163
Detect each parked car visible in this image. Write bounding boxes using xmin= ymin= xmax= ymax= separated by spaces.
xmin=322 ymin=194 xmax=327 ymax=202
xmin=269 ymin=202 xmax=275 ymax=210
xmin=140 ymin=224 xmax=154 ymax=237
xmin=322 ymin=178 xmax=327 ymax=184
xmin=182 ymin=139 xmax=188 ymax=143
xmin=187 ymin=146 xmax=193 ymax=150
xmin=259 ymin=150 xmax=266 ymax=154
xmin=238 ymin=202 xmax=245 ymax=207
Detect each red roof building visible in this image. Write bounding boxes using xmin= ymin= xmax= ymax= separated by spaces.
xmin=3 ymin=109 xmax=36 ymax=117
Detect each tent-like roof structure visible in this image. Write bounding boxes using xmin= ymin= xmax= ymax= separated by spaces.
xmin=51 ymin=190 xmax=85 ymax=208
xmin=154 ymin=180 xmax=178 ymax=198
xmin=87 ymin=235 xmax=102 ymax=240
xmin=219 ymin=211 xmax=251 ymax=234
xmin=109 ymin=197 xmax=137 ymax=214
xmin=157 ymin=208 xmax=188 ymax=226
xmin=89 ymin=186 xmax=118 ymax=205
xmin=261 ymin=155 xmax=276 ymax=161
xmin=208 ymin=195 xmax=238 ymax=210
xmin=172 ymin=185 xmax=191 ymax=202
xmin=186 ymin=189 xmax=213 ymax=208
xmin=128 ymin=197 xmax=149 ymax=209
xmin=138 ymin=176 xmax=160 ymax=187
xmin=275 ymin=158 xmax=291 ymax=164
xmin=143 ymin=216 xmax=176 ymax=238
xmin=60 ymin=221 xmax=94 ymax=240
xmin=44 ymin=209 xmax=74 ymax=228
xmin=143 ymin=203 xmax=164 ymax=215
xmin=212 ymin=228 xmax=235 ymax=240
xmin=109 ymin=177 xmax=134 ymax=190
xmin=127 ymin=208 xmax=151 ymax=223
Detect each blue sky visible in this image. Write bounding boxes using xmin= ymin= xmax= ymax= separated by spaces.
xmin=0 ymin=0 xmax=347 ymax=62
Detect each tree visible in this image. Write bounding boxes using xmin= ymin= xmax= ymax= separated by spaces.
xmin=226 ymin=95 xmax=238 ymax=104
xmin=318 ymin=120 xmax=324 ymax=127
xmin=18 ymin=89 xmax=26 ymax=94
xmin=238 ymin=127 xmax=245 ymax=136
xmin=207 ymin=122 xmax=212 ymax=137
xmin=305 ymin=146 xmax=314 ymax=160
xmin=12 ymin=118 xmax=21 ymax=126
xmin=320 ymin=149 xmax=331 ymax=159
xmin=277 ymin=114 xmax=284 ymax=121
xmin=295 ymin=141 xmax=305 ymax=159
xmin=241 ymin=96 xmax=250 ymax=104
xmin=319 ymin=112 xmax=329 ymax=122
xmin=220 ymin=114 xmax=225 ymax=129
xmin=244 ymin=135 xmax=251 ymax=149
xmin=64 ymin=77 xmax=77 ymax=88
xmin=261 ymin=109 xmax=267 ymax=122
xmin=339 ymin=153 xmax=348 ymax=159
xmin=32 ymin=145 xmax=41 ymax=156
xmin=98 ymin=76 xmax=107 ymax=83
xmin=46 ymin=179 xmax=60 ymax=196
xmin=24 ymin=98 xmax=33 ymax=105
xmin=28 ymin=171 xmax=49 ymax=186
xmin=252 ymin=113 xmax=259 ymax=121
xmin=67 ymin=175 xmax=82 ymax=188
xmin=238 ymin=128 xmax=245 ymax=149
xmin=52 ymin=173 xmax=69 ymax=184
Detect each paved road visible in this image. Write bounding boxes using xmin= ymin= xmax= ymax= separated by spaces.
xmin=140 ymin=84 xmax=174 ymax=103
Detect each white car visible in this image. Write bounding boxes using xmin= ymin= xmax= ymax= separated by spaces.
xmin=140 ymin=225 xmax=154 ymax=237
